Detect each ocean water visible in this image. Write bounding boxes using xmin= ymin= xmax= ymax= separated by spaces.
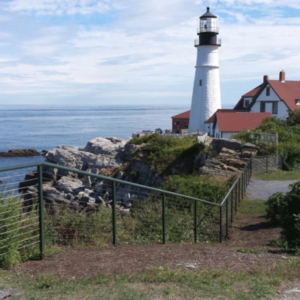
xmin=0 ymin=105 xmax=187 ymax=169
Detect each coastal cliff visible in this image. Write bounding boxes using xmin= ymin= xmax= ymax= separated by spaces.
xmin=19 ymin=135 xmax=258 ymax=214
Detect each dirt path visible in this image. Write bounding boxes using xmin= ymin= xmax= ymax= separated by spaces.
xmin=246 ymin=178 xmax=297 ymax=200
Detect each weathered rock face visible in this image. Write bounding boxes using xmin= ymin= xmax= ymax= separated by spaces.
xmin=198 ymin=138 xmax=256 ymax=178
xmin=19 ymin=136 xmax=163 ymax=214
xmin=19 ymin=136 xmax=256 ymax=214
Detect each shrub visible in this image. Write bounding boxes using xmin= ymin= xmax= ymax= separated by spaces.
xmin=0 ymin=191 xmax=22 ymax=268
xmin=278 ymin=142 xmax=300 ymax=170
xmin=161 ymin=175 xmax=226 ymax=202
xmin=266 ymin=181 xmax=300 ymax=248
xmin=265 ymin=192 xmax=285 ymax=225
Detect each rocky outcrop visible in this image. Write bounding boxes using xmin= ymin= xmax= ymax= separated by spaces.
xmin=19 ymin=136 xmax=258 ymax=214
xmin=0 ymin=149 xmax=40 ymax=157
xmin=198 ymin=138 xmax=257 ymax=178
xmin=19 ymin=136 xmax=162 ymax=214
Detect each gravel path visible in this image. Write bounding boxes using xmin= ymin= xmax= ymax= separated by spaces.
xmin=246 ymin=179 xmax=297 ymax=200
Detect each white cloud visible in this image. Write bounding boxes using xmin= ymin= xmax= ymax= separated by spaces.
xmin=1 ymin=0 xmax=300 ymax=106
xmin=6 ymin=0 xmax=115 ymax=15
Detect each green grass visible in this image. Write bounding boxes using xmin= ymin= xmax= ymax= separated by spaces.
xmin=128 ymin=134 xmax=205 ymax=175
xmin=1 ymin=258 xmax=300 ymax=300
xmin=239 ymin=199 xmax=267 ymax=215
xmin=255 ymin=169 xmax=300 ymax=181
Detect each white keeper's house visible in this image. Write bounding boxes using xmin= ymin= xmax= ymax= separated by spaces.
xmin=174 ymin=70 xmax=300 ymax=138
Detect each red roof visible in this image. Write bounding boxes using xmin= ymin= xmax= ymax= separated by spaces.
xmin=233 ymin=85 xmax=262 ymax=110
xmin=243 ymin=85 xmax=262 ymax=97
xmin=172 ymin=110 xmax=190 ymax=119
xmin=216 ymin=112 xmax=271 ymax=132
xmin=204 ymin=109 xmax=235 ymax=123
xmin=268 ymin=80 xmax=300 ymax=110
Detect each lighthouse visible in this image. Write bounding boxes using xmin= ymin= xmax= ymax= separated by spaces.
xmin=188 ymin=7 xmax=222 ymax=133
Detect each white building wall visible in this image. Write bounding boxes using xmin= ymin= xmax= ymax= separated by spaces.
xmin=222 ymin=132 xmax=236 ymax=139
xmin=251 ymin=86 xmax=290 ymax=119
xmin=189 ymin=45 xmax=221 ymax=133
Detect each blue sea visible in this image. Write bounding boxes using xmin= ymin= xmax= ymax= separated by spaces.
xmin=0 ymin=105 xmax=188 ymax=170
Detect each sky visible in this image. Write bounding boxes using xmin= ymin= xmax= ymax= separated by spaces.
xmin=0 ymin=0 xmax=300 ymax=108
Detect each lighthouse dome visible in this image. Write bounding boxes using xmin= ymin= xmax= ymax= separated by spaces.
xmin=200 ymin=7 xmax=217 ymax=19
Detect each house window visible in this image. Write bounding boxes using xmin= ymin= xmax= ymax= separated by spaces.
xmin=266 ymin=86 xmax=270 ymax=96
xmin=174 ymin=121 xmax=179 ymax=126
xmin=272 ymin=102 xmax=278 ymax=114
xmin=297 ymin=100 xmax=300 ymax=106
xmin=199 ymin=80 xmax=202 ymax=86
xmin=185 ymin=122 xmax=189 ymax=128
xmin=244 ymin=100 xmax=250 ymax=107
xmin=260 ymin=102 xmax=266 ymax=112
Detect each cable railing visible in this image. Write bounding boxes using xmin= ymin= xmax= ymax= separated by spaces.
xmin=0 ymin=159 xmax=253 ymax=263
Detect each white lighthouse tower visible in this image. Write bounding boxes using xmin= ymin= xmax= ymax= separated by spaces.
xmin=189 ymin=7 xmax=222 ymax=133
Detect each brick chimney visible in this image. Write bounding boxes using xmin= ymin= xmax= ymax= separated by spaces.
xmin=263 ymin=75 xmax=269 ymax=83
xmin=279 ymin=70 xmax=286 ymax=82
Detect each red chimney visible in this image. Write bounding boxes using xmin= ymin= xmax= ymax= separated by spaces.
xmin=263 ymin=75 xmax=269 ymax=83
xmin=279 ymin=70 xmax=286 ymax=82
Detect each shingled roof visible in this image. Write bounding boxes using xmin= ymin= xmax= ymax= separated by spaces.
xmin=171 ymin=110 xmax=190 ymax=119
xmin=216 ymin=112 xmax=271 ymax=132
xmin=268 ymin=80 xmax=300 ymax=111
xmin=233 ymin=85 xmax=262 ymax=110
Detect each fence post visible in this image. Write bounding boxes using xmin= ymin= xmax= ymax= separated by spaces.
xmin=162 ymin=193 xmax=166 ymax=244
xmin=266 ymin=156 xmax=269 ymax=173
xmin=235 ymin=184 xmax=238 ymax=212
xmin=112 ymin=182 xmax=117 ymax=245
xmin=220 ymin=206 xmax=223 ymax=243
xmin=230 ymin=191 xmax=233 ymax=223
xmin=226 ymin=198 xmax=229 ymax=236
xmin=194 ymin=200 xmax=198 ymax=243
xmin=38 ymin=165 xmax=45 ymax=260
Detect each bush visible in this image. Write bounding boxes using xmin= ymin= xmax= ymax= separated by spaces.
xmin=265 ymin=192 xmax=285 ymax=225
xmin=278 ymin=142 xmax=300 ymax=170
xmin=161 ymin=175 xmax=226 ymax=202
xmin=266 ymin=181 xmax=300 ymax=248
xmin=0 ymin=191 xmax=22 ymax=268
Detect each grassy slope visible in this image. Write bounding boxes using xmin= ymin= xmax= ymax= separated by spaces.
xmin=0 ymin=200 xmax=298 ymax=300
xmin=1 ymin=258 xmax=300 ymax=300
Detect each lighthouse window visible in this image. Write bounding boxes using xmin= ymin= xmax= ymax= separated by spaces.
xmin=199 ymin=80 xmax=202 ymax=86
xmin=266 ymin=86 xmax=270 ymax=96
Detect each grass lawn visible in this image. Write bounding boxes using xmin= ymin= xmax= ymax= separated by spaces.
xmin=1 ymin=259 xmax=300 ymax=300
xmin=239 ymin=199 xmax=267 ymax=215
xmin=255 ymin=169 xmax=300 ymax=181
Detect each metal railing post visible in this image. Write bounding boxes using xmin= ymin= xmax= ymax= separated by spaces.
xmin=220 ymin=206 xmax=223 ymax=243
xmin=226 ymin=198 xmax=229 ymax=236
xmin=162 ymin=193 xmax=166 ymax=244
xmin=194 ymin=200 xmax=198 ymax=243
xmin=112 ymin=182 xmax=117 ymax=245
xmin=235 ymin=184 xmax=238 ymax=212
xmin=230 ymin=191 xmax=234 ymax=223
xmin=38 ymin=165 xmax=45 ymax=260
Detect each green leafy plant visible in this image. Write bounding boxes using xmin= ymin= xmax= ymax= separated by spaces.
xmin=266 ymin=181 xmax=300 ymax=248
xmin=0 ymin=191 xmax=22 ymax=268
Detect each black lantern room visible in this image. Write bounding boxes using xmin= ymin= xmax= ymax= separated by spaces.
xmin=195 ymin=7 xmax=221 ymax=47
